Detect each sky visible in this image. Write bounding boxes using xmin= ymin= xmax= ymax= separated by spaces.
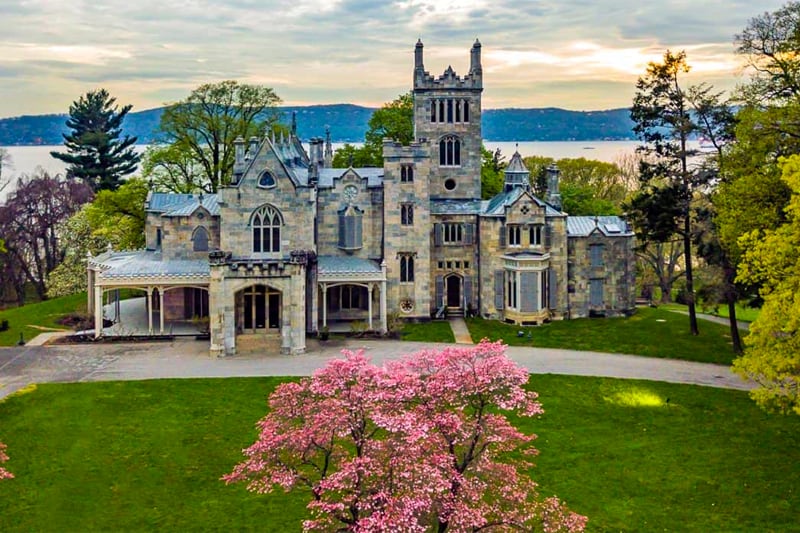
xmin=0 ymin=0 xmax=789 ymax=118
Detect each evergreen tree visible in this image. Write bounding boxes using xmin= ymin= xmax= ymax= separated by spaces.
xmin=51 ymin=89 xmax=140 ymax=191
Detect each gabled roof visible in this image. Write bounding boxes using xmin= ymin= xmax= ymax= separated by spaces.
xmin=481 ymin=188 xmax=563 ymax=217
xmin=146 ymin=192 xmax=220 ymax=217
xmin=504 ymin=150 xmax=529 ymax=174
xmin=318 ymin=168 xmax=384 ymax=188
xmin=566 ymin=216 xmax=633 ymax=237
xmin=317 ymin=256 xmax=382 ymax=275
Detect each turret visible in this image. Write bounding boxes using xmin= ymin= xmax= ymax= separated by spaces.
xmin=503 ymin=149 xmax=530 ymax=192
xmin=470 ymin=38 xmax=482 ymax=75
xmin=415 ymin=39 xmax=424 ymax=72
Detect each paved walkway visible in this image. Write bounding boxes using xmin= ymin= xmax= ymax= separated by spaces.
xmin=448 ymin=318 xmax=473 ymax=344
xmin=668 ymin=309 xmax=750 ymax=331
xmin=0 ymin=337 xmax=753 ymax=400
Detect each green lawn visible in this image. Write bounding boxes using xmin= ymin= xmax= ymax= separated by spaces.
xmin=467 ymin=307 xmax=737 ymax=364
xmin=0 ymin=292 xmax=87 ymax=346
xmin=661 ymin=302 xmax=761 ymax=323
xmin=0 ymin=377 xmax=798 ymax=532
xmin=400 ymin=320 xmax=455 ymax=342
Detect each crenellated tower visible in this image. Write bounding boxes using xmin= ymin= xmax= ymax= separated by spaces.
xmin=413 ymin=39 xmax=483 ymax=200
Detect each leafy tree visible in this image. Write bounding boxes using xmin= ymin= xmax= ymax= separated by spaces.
xmin=363 ymin=92 xmax=414 ymax=166
xmin=331 ymin=143 xmax=377 ymax=168
xmin=50 ymin=89 xmax=140 ymax=192
xmin=149 ymin=81 xmax=281 ymax=193
xmin=733 ymin=155 xmax=800 ymax=414
xmin=480 ymin=146 xmax=505 ymax=199
xmin=628 ymin=50 xmax=707 ymax=335
xmin=225 ymin=341 xmax=587 ymax=532
xmin=636 ymin=240 xmax=684 ymax=303
xmin=0 ymin=441 xmax=11 ymax=480
xmin=46 ymin=178 xmax=147 ymax=298
xmin=0 ymin=170 xmax=92 ymax=303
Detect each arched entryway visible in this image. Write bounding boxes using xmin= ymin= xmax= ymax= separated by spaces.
xmin=236 ymin=284 xmax=281 ymax=333
xmin=445 ymin=273 xmax=462 ymax=309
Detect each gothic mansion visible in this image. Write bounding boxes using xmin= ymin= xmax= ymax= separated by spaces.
xmin=87 ymin=40 xmax=636 ymax=355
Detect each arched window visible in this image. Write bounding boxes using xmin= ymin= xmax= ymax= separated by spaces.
xmin=251 ymin=205 xmax=282 ymax=253
xmin=192 ymin=226 xmax=209 ymax=252
xmin=400 ymin=254 xmax=414 ymax=282
xmin=439 ymin=136 xmax=461 ymax=167
xmin=338 ymin=206 xmax=363 ymax=250
xmin=258 ymin=171 xmax=276 ymax=188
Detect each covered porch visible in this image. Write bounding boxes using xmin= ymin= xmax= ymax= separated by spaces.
xmin=88 ymin=250 xmax=211 ymax=337
xmin=317 ymin=256 xmax=387 ymax=333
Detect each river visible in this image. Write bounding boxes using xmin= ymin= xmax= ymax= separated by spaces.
xmin=0 ymin=140 xmax=655 ymax=202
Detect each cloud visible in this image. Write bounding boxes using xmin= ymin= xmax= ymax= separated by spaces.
xmin=0 ymin=0 xmax=791 ymax=118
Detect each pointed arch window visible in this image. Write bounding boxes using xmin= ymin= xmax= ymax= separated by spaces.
xmin=192 ymin=226 xmax=209 ymax=252
xmin=251 ymin=205 xmax=282 ymax=253
xmin=439 ymin=135 xmax=461 ymax=167
xmin=338 ymin=205 xmax=363 ymax=250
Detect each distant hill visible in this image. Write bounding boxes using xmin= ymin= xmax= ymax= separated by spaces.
xmin=0 ymin=104 xmax=635 ymax=145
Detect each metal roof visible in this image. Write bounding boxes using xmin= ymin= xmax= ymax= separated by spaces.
xmin=95 ymin=251 xmax=210 ymax=280
xmin=318 ymin=168 xmax=384 ymax=188
xmin=504 ymin=150 xmax=529 ymax=174
xmin=566 ymin=216 xmax=634 ymax=237
xmin=317 ymin=256 xmax=382 ymax=275
xmin=430 ymin=199 xmax=483 ymax=215
xmin=481 ymin=188 xmax=563 ymax=217
xmin=162 ymin=194 xmax=220 ymax=217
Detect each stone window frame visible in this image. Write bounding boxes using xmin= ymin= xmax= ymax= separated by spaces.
xmin=400 ymin=203 xmax=414 ymax=226
xmin=338 ymin=205 xmax=364 ymax=251
xmin=442 ymin=222 xmax=463 ymax=244
xmin=399 ymin=253 xmax=415 ymax=283
xmin=430 ymin=98 xmax=470 ymax=124
xmin=192 ymin=226 xmax=210 ymax=252
xmin=508 ymin=225 xmax=522 ymax=247
xmin=439 ymin=135 xmax=461 ymax=167
xmin=251 ymin=204 xmax=283 ymax=255
xmin=400 ymin=164 xmax=414 ymax=183
xmin=529 ymin=225 xmax=543 ymax=247
xmin=257 ymin=171 xmax=277 ymax=189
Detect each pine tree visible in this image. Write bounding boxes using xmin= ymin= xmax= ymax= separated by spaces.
xmin=51 ymin=89 xmax=140 ymax=191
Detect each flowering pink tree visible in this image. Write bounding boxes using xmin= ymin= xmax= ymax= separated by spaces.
xmin=0 ymin=441 xmax=12 ymax=480
xmin=225 ymin=340 xmax=586 ymax=532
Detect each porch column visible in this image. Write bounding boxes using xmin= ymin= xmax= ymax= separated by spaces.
xmin=146 ymin=287 xmax=153 ymax=334
xmin=159 ymin=286 xmax=165 ymax=334
xmin=367 ymin=284 xmax=373 ymax=330
xmin=379 ymin=261 xmax=387 ymax=333
xmin=87 ymin=268 xmax=94 ymax=314
xmin=321 ymin=283 xmax=327 ymax=328
xmin=93 ymin=285 xmax=103 ymax=338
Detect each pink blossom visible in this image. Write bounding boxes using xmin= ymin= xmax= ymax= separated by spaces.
xmin=224 ymin=341 xmax=586 ymax=532
xmin=0 ymin=441 xmax=13 ymax=480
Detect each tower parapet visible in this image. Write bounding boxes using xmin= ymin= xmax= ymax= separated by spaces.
xmin=413 ymin=39 xmax=483 ymax=91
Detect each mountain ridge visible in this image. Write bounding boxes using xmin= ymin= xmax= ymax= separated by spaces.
xmin=0 ymin=104 xmax=635 ymax=145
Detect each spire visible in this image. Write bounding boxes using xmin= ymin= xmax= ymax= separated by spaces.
xmin=291 ymin=111 xmax=297 ymax=135
xmin=415 ymin=38 xmax=424 ymax=72
xmin=470 ymin=38 xmax=482 ymax=75
xmin=324 ymin=126 xmax=333 ymax=168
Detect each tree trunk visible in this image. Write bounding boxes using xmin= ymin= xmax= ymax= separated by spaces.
xmin=727 ymin=297 xmax=743 ymax=355
xmin=683 ymin=219 xmax=699 ymax=335
xmin=659 ymin=280 xmax=673 ymax=303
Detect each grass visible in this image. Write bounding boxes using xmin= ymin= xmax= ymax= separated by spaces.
xmin=400 ymin=320 xmax=455 ymax=342
xmin=661 ymin=302 xmax=761 ymax=323
xmin=0 ymin=377 xmax=797 ymax=532
xmin=467 ymin=307 xmax=737 ymax=364
xmin=0 ymin=292 xmax=87 ymax=346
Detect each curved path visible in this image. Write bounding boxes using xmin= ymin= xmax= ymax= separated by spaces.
xmin=0 ymin=338 xmax=752 ymax=400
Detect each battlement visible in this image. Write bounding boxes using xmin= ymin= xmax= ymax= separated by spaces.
xmin=413 ymin=39 xmax=483 ymax=92
xmin=382 ymin=138 xmax=430 ymax=160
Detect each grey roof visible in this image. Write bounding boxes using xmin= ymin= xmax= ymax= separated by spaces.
xmin=317 ymin=256 xmax=382 ymax=275
xmin=567 ymin=216 xmax=634 ymax=237
xmin=481 ymin=188 xmax=563 ymax=217
xmin=504 ymin=151 xmax=529 ymax=174
xmin=430 ymin=199 xmax=483 ymax=215
xmin=318 ymin=168 xmax=384 ymax=188
xmin=147 ymin=192 xmax=220 ymax=217
xmin=96 ymin=251 xmax=210 ymax=279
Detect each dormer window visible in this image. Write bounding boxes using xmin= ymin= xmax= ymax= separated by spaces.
xmin=258 ymin=171 xmax=276 ymax=189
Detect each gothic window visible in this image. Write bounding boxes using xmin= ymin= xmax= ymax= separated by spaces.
xmin=447 ymin=99 xmax=453 ymax=123
xmin=508 ymin=225 xmax=522 ymax=246
xmin=251 ymin=205 xmax=282 ymax=254
xmin=400 ymin=254 xmax=415 ymax=282
xmin=400 ymin=164 xmax=414 ymax=183
xmin=529 ymin=225 xmax=542 ymax=246
xmin=338 ymin=206 xmax=363 ymax=250
xmin=192 ymin=226 xmax=209 ymax=252
xmin=156 ymin=228 xmax=162 ymax=249
xmin=258 ymin=171 xmax=276 ymax=188
xmin=439 ymin=100 xmax=445 ymax=123
xmin=463 ymin=100 xmax=469 ymax=122
xmin=439 ymin=136 xmax=461 ymax=166
xmin=590 ymin=244 xmax=604 ymax=267
xmin=505 ymin=271 xmax=518 ymax=309
xmin=430 ymin=100 xmax=437 ymax=122
xmin=401 ymin=203 xmax=414 ymax=225
xmin=442 ymin=223 xmax=463 ymax=244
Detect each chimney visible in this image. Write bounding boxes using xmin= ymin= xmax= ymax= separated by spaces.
xmin=234 ymin=136 xmax=245 ymax=166
xmin=545 ymin=163 xmax=562 ymax=211
xmin=248 ymin=136 xmax=259 ymax=159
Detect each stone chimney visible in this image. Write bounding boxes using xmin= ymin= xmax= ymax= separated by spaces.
xmin=248 ymin=136 xmax=260 ymax=159
xmin=545 ymin=163 xmax=562 ymax=211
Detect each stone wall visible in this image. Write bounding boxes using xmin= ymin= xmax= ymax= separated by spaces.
xmin=567 ymin=233 xmax=636 ymax=317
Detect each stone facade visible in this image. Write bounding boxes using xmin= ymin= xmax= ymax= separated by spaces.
xmin=88 ymin=40 xmax=635 ymax=355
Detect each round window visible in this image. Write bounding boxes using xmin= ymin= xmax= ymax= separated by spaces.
xmin=258 ymin=171 xmax=276 ymax=188
xmin=444 ymin=178 xmax=456 ymax=191
xmin=400 ymin=299 xmax=414 ymax=314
